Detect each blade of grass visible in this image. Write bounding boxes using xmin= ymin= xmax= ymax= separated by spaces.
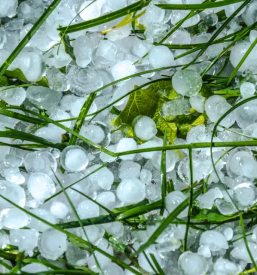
xmin=58 ymin=0 xmax=152 ymax=33
xmin=150 ymin=253 xmax=165 ymax=275
xmin=160 ymin=129 xmax=167 ymax=216
xmin=239 ymin=214 xmax=257 ymax=271
xmin=156 ymin=0 xmax=245 ymax=10
xmin=134 ymin=187 xmax=202 ymax=255
xmin=227 ymin=36 xmax=257 ymax=85
xmin=0 ymin=0 xmax=62 ymax=77
xmin=69 ymin=92 xmax=97 ymax=145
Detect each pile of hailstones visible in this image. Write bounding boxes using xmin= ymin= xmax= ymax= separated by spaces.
xmin=1 ymin=0 xmax=257 ymax=274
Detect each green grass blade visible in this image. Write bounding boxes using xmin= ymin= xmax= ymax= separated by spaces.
xmin=22 ymin=259 xmax=61 ymax=270
xmin=239 ymin=214 xmax=257 ymax=271
xmin=69 ymin=92 xmax=97 ymax=145
xmin=135 ymin=187 xmax=202 ymax=255
xmin=0 ymin=129 xmax=65 ymax=150
xmin=227 ymin=37 xmax=257 ymax=85
xmin=156 ymin=0 xmax=244 ymax=10
xmin=150 ymin=253 xmax=165 ymax=275
xmin=0 ymin=0 xmax=62 ymax=77
xmin=184 ymin=148 xmax=194 ymax=251
xmin=160 ymin=129 xmax=167 ymax=216
xmin=58 ymin=0 xmax=151 ymax=33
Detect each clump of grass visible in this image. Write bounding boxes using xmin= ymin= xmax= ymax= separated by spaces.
xmin=1 ymin=0 xmax=257 ymax=274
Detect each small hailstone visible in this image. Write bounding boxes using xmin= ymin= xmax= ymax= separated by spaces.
xmin=199 ymin=187 xmax=223 ymax=209
xmin=111 ymin=60 xmax=136 ymax=81
xmin=240 ymin=82 xmax=255 ymax=98
xmin=73 ymin=35 xmax=93 ymax=68
xmin=205 ymin=95 xmax=235 ymax=128
xmin=28 ymin=209 xmax=57 ymax=232
xmin=149 ymin=46 xmax=174 ymax=69
xmin=189 ymin=94 xmax=205 ymax=113
xmin=230 ymin=42 xmax=257 ymax=72
xmin=88 ymin=239 xmax=113 ymax=272
xmin=81 ymin=225 xmax=105 ymax=244
xmin=178 ymin=251 xmax=208 ymax=275
xmin=138 ymin=249 xmax=162 ymax=273
xmin=50 ymin=201 xmax=69 ymax=219
xmin=3 ymin=167 xmax=25 ymax=184
xmin=103 ymin=262 xmax=125 ymax=275
xmin=27 ymin=172 xmax=56 ymax=202
xmin=21 ymin=263 xmax=49 ymax=273
xmin=165 ymin=191 xmax=188 ymax=218
xmin=223 ymin=227 xmax=233 ymax=241
xmin=116 ymin=138 xmax=137 ymax=160
xmin=151 ymin=150 xmax=176 ymax=172
xmin=80 ymin=125 xmax=105 ymax=144
xmin=86 ymin=164 xmax=114 ymax=190
xmin=133 ymin=116 xmax=157 ymax=141
xmin=95 ymin=40 xmax=117 ymax=66
xmin=0 ymin=87 xmax=26 ymax=106
xmin=65 ymin=242 xmax=90 ymax=266
xmin=119 ymin=160 xmax=141 ymax=179
xmin=200 ymin=230 xmax=228 ymax=251
xmin=49 ymin=109 xmax=71 ymax=134
xmin=60 ymin=145 xmax=89 ymax=172
xmin=0 ymin=230 xmax=9 ymax=249
xmin=231 ymin=241 xmax=257 ymax=263
xmin=138 ymin=137 xmax=163 ymax=159
xmin=140 ymin=169 xmax=152 ymax=184
xmin=0 ymin=180 xmax=26 ymax=210
xmin=4 ymin=154 xmax=23 ymax=168
xmin=117 ymin=178 xmax=145 ymax=204
xmin=103 ymin=222 xmax=124 ymax=238
xmin=79 ymin=0 xmax=101 ymax=21
xmin=38 ymin=229 xmax=67 ymax=260
xmin=1 ymin=208 xmax=30 ymax=229
xmin=172 ymin=69 xmax=202 ymax=97
xmin=96 ymin=191 xmax=116 ymax=210
xmin=9 ymin=229 xmax=39 ymax=256
xmin=203 ymin=13 xmax=218 ymax=26
xmin=24 ymin=151 xmax=57 ymax=176
xmin=233 ymin=182 xmax=256 ymax=208
xmin=250 ymin=30 xmax=257 ymax=43
xmin=197 ymin=245 xmax=211 ymax=258
xmin=70 ymin=96 xmax=97 ymax=118
xmin=77 ymin=199 xmax=99 ymax=219
xmin=214 ymin=257 xmax=240 ymax=275
xmin=100 ymin=145 xmax=117 ymax=163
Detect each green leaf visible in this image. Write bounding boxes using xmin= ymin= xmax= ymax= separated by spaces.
xmin=0 ymin=76 xmax=8 ymax=87
xmin=60 ymin=34 xmax=75 ymax=61
xmin=58 ymin=0 xmax=152 ymax=33
xmin=156 ymin=0 xmax=245 ymax=10
xmin=69 ymin=92 xmax=97 ymax=145
xmin=153 ymin=112 xmax=177 ymax=143
xmin=110 ymin=106 xmax=121 ymax=115
xmin=114 ymin=80 xmax=172 ymax=127
xmin=207 ymin=213 xmax=236 ymax=222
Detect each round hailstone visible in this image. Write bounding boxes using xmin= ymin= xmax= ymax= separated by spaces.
xmin=200 ymin=230 xmax=228 ymax=251
xmin=116 ymin=138 xmax=137 ymax=160
xmin=172 ymin=69 xmax=202 ymax=97
xmin=117 ymin=179 xmax=145 ymax=204
xmin=50 ymin=201 xmax=69 ymax=219
xmin=111 ymin=60 xmax=136 ymax=81
xmin=0 ymin=87 xmax=26 ymax=106
xmin=80 ymin=125 xmax=105 ymax=144
xmin=79 ymin=0 xmax=101 ymax=21
xmin=60 ymin=145 xmax=89 ymax=172
xmin=165 ymin=191 xmax=188 ymax=218
xmin=148 ymin=46 xmax=174 ymax=69
xmin=1 ymin=208 xmax=30 ymax=229
xmin=77 ymin=199 xmax=99 ymax=219
xmin=38 ymin=228 xmax=67 ymax=260
xmin=178 ymin=251 xmax=208 ymax=275
xmin=133 ymin=116 xmax=157 ymax=141
xmin=233 ymin=182 xmax=256 ymax=207
xmin=24 ymin=151 xmax=57 ymax=176
xmin=240 ymin=82 xmax=256 ymax=98
xmin=0 ymin=180 xmax=26 ymax=211
xmin=27 ymin=172 xmax=56 ymax=202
